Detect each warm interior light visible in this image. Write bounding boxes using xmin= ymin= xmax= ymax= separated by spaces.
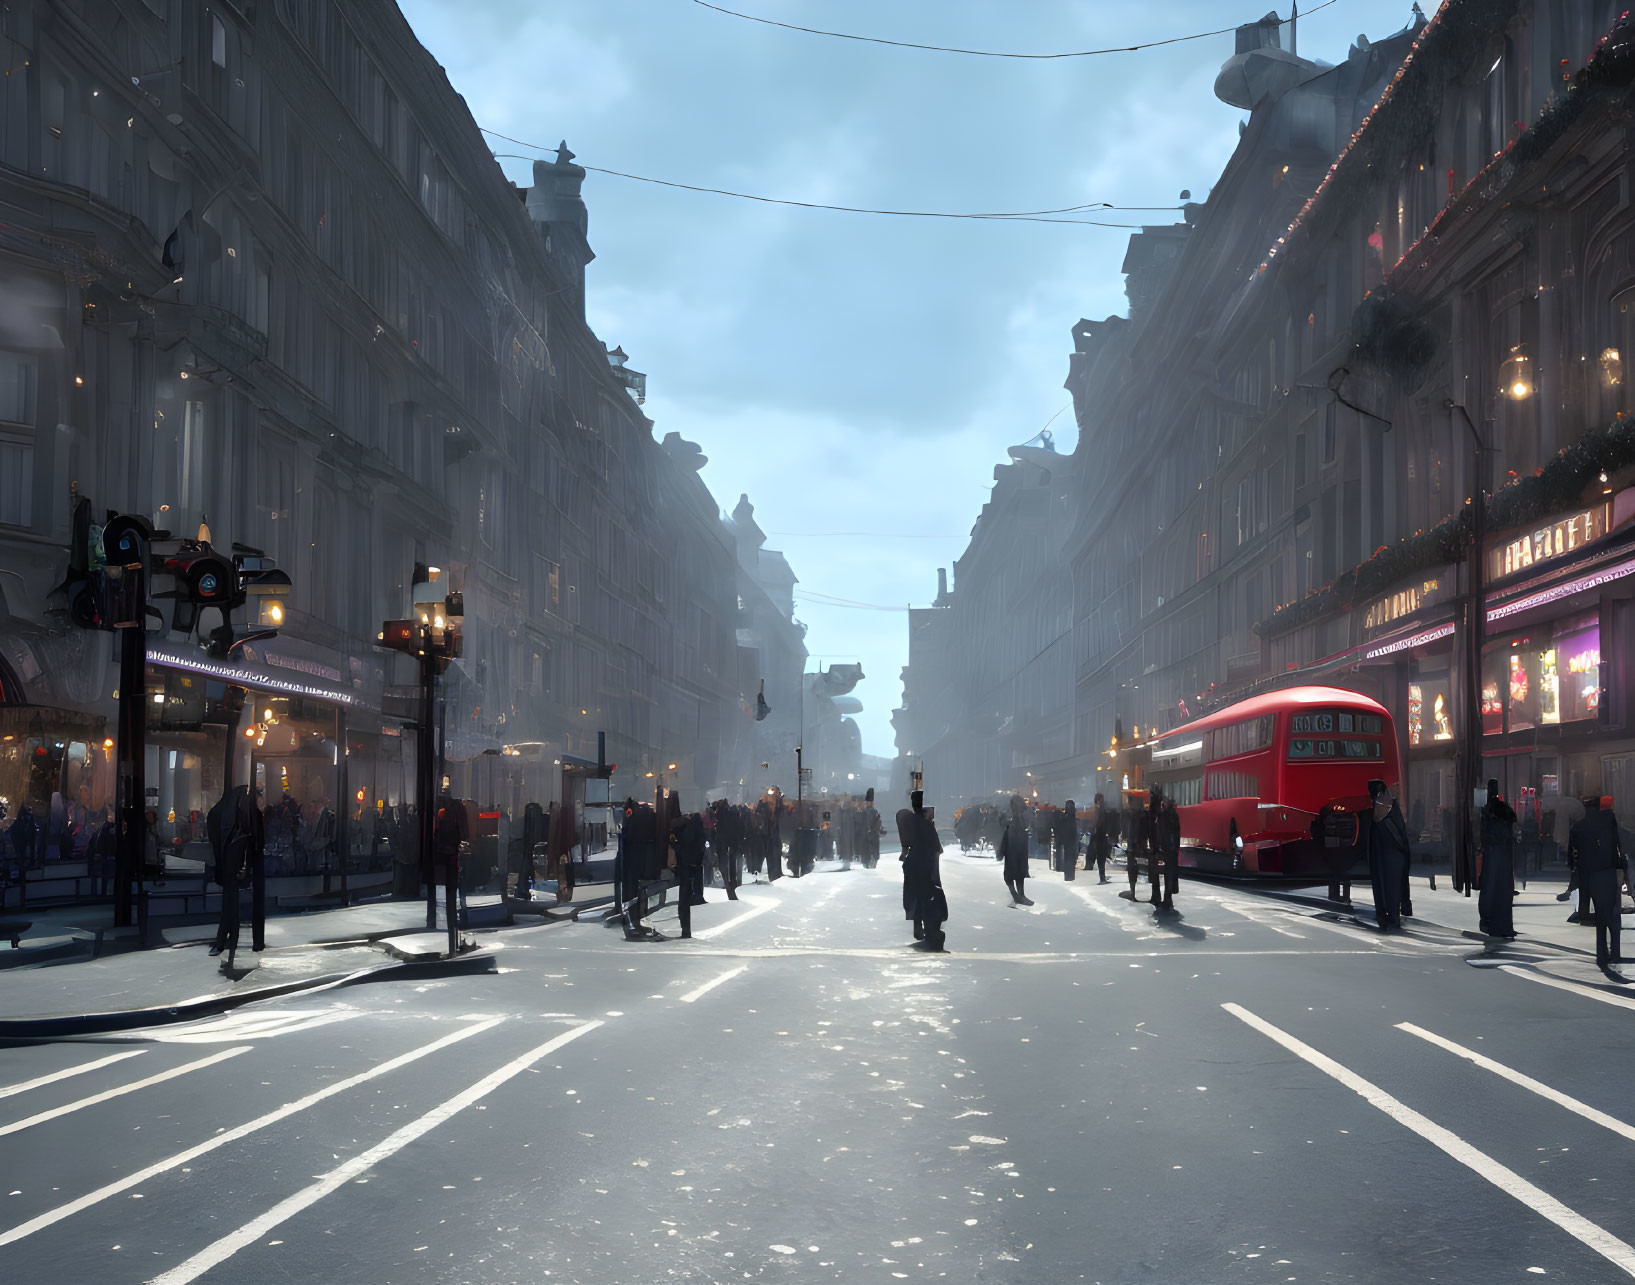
xmin=1601 ymin=347 xmax=1623 ymax=387
xmin=1500 ymin=349 xmax=1534 ymax=400
xmin=103 ymin=737 xmax=115 ymax=749
xmin=268 ymin=602 xmax=283 ymax=624
xmin=245 ymin=727 xmax=257 ymax=739
xmin=263 ymin=709 xmax=273 ymax=720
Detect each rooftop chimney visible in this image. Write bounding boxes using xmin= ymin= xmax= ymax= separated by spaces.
xmin=525 ymin=142 xmax=595 ymax=314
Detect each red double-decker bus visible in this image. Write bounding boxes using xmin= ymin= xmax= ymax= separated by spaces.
xmin=1136 ymin=685 xmax=1399 ymax=878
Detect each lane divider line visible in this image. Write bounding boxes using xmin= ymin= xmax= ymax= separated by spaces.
xmin=678 ymin=965 xmax=747 ymax=1004
xmin=1396 ymin=1022 xmax=1635 ymax=1145
xmin=0 ymin=1046 xmax=250 ymax=1139
xmin=1500 ymin=964 xmax=1635 ymax=1013
xmin=1223 ymin=1002 xmax=1635 ymax=1279
xmin=148 ymin=1020 xmax=604 ymax=1285
xmin=0 ymin=1017 xmax=505 ymax=1248
xmin=693 ymin=898 xmax=780 ymax=940
xmin=0 ymin=1049 xmax=147 ymax=1100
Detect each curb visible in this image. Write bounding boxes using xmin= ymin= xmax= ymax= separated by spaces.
xmin=0 ymin=949 xmax=498 ymax=1041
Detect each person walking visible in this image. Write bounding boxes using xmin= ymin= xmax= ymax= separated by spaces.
xmin=1143 ymin=792 xmax=1164 ymax=905
xmin=1568 ymin=795 xmax=1627 ymax=968
xmin=1126 ymin=797 xmax=1146 ymax=896
xmin=862 ymin=788 xmax=882 ymax=868
xmin=1477 ymin=779 xmax=1518 ymax=939
xmin=999 ymin=794 xmax=1032 ymax=906
xmin=1058 ymin=800 xmax=1079 ymax=882
xmin=1156 ymin=793 xmax=1181 ymax=910
xmin=1088 ymin=793 xmax=1112 ymax=883
xmin=1366 ymin=780 xmax=1409 ymax=933
xmin=898 ymin=790 xmax=947 ymax=950
xmin=207 ymin=785 xmax=264 ymax=959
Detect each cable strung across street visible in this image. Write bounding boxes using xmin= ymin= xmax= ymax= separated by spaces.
xmin=690 ymin=0 xmax=1344 ymax=59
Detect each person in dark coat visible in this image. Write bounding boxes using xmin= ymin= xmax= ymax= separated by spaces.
xmin=999 ymin=794 xmax=1032 ymax=906
xmin=1568 ymin=796 xmax=1627 ymax=967
xmin=1058 ymin=801 xmax=1079 ymax=882
xmin=619 ymin=799 xmax=661 ymax=939
xmin=862 ymin=788 xmax=881 ymax=868
xmin=1089 ymin=793 xmax=1113 ymax=883
xmin=1126 ymin=798 xmax=1146 ymax=896
xmin=208 ymin=785 xmax=265 ymax=957
xmin=1477 ymin=779 xmax=1518 ymax=939
xmin=898 ymin=790 xmax=946 ymax=950
xmin=1156 ymin=793 xmax=1181 ymax=910
xmin=673 ymin=801 xmax=708 ymax=909
xmin=1143 ymin=792 xmax=1165 ymax=905
xmin=1367 ymin=779 xmax=1409 ymax=933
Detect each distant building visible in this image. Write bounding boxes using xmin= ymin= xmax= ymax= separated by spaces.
xmin=894 ymin=440 xmax=1078 ymax=805
xmin=725 ymin=493 xmax=807 ymax=801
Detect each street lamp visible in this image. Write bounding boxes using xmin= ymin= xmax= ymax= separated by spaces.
xmin=379 ymin=563 xmax=464 ymax=950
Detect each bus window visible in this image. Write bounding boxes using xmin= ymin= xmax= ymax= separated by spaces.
xmin=1287 ymin=738 xmax=1382 ymax=760
xmin=1206 ymin=770 xmax=1259 ymax=799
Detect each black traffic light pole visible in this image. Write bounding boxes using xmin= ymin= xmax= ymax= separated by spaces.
xmin=419 ymin=649 xmax=439 ymax=933
xmin=112 ymin=576 xmax=147 ymax=929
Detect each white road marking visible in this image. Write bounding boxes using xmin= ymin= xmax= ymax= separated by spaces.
xmin=0 ymin=1018 xmax=505 ymax=1248
xmin=1224 ymin=1002 xmax=1635 ymax=1279
xmin=0 ymin=1049 xmax=147 ymax=1100
xmin=1397 ymin=1022 xmax=1635 ymax=1145
xmin=0 ymin=1046 xmax=249 ymax=1139
xmin=1199 ymin=893 xmax=1306 ymax=939
xmin=148 ymin=1020 xmax=603 ymax=1285
xmin=693 ymin=898 xmax=780 ymax=940
xmin=147 ymin=1008 xmax=355 ymax=1044
xmin=678 ymin=965 xmax=747 ymax=1004
xmin=1500 ymin=965 xmax=1635 ymax=1012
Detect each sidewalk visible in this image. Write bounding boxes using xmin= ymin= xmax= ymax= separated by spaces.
xmin=0 ymin=883 xmax=614 ymax=1035
xmin=1259 ymin=863 xmax=1635 ymax=994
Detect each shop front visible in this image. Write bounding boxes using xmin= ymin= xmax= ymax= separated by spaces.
xmin=0 ymin=627 xmax=115 ymax=873
xmin=145 ymin=644 xmax=384 ymax=884
xmin=1480 ymin=502 xmax=1635 ymax=854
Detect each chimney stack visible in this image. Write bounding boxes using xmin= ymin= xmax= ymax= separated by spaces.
xmin=525 ymin=142 xmax=596 ymax=314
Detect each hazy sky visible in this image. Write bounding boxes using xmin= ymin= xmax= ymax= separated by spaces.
xmin=399 ymin=0 xmax=1424 ymax=756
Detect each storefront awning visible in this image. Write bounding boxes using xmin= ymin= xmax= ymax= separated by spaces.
xmin=147 ymin=644 xmax=364 ymax=708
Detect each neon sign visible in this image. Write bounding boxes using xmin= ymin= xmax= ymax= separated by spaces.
xmin=1487 ymin=505 xmax=1609 ymax=581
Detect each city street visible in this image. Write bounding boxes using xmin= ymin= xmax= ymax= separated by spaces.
xmin=4 ymin=852 xmax=1634 ymax=1283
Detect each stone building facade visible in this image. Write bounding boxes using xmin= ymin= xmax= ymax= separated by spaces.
xmin=0 ymin=0 xmax=785 ymax=874
xmin=901 ymin=2 xmax=1635 ymax=851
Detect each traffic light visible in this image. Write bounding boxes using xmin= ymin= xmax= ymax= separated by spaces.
xmin=380 ymin=619 xmax=418 ymax=654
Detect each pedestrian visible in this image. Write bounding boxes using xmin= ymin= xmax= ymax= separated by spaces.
xmin=1366 ymin=780 xmax=1409 ymax=933
xmin=619 ymin=798 xmax=662 ymax=940
xmin=207 ymin=784 xmax=264 ymax=959
xmin=1477 ymin=779 xmax=1518 ymax=939
xmin=673 ymin=799 xmax=708 ymax=909
xmin=1088 ymin=793 xmax=1112 ymax=883
xmin=999 ymin=793 xmax=1032 ymax=906
xmin=898 ymin=790 xmax=947 ymax=950
xmin=1126 ymin=797 xmax=1145 ymax=896
xmin=1553 ymin=792 xmax=1586 ymax=905
xmin=1058 ymin=800 xmax=1079 ymax=882
xmin=1157 ymin=793 xmax=1181 ymax=910
xmin=1567 ymin=795 xmax=1627 ymax=967
xmin=862 ymin=788 xmax=882 ymax=868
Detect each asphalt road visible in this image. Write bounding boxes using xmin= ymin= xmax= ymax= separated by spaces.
xmin=3 ymin=849 xmax=1634 ymax=1284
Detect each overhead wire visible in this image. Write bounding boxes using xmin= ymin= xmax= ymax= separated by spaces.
xmin=485 ymin=136 xmax=1178 ymax=225
xmin=690 ymin=0 xmax=1342 ymax=60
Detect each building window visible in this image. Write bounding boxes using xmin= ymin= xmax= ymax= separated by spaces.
xmin=0 ymin=350 xmax=35 ymax=528
xmin=211 ymin=15 xmax=228 ymax=68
